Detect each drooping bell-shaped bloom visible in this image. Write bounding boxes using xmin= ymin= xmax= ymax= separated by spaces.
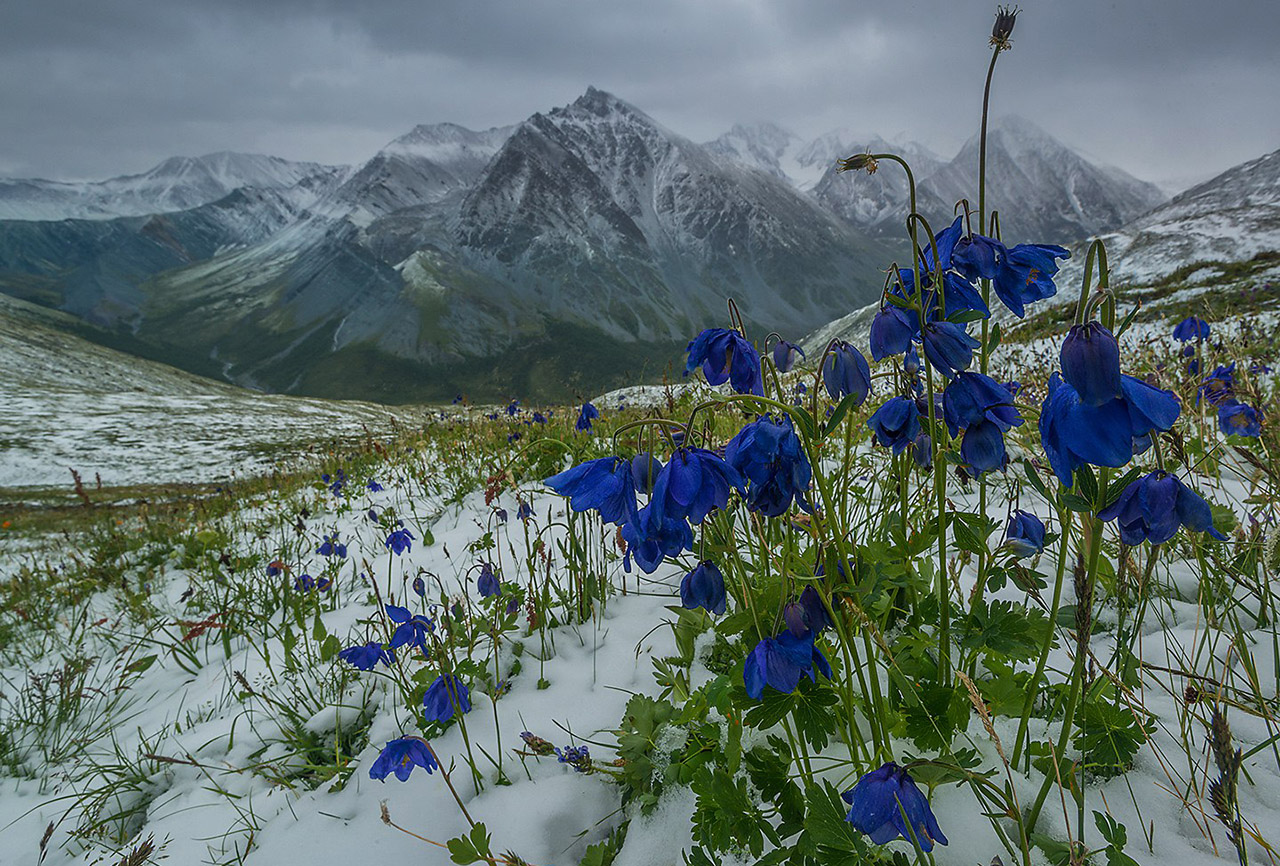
xmin=869 ymin=306 xmax=917 ymax=361
xmin=904 ymin=346 xmax=921 ymax=375
xmin=1173 ymin=316 xmax=1210 ymax=341
xmin=620 ymin=504 xmax=694 ymax=573
xmin=1198 ymin=363 xmax=1237 ymax=406
xmin=724 ymin=414 xmax=812 ymax=517
xmin=544 ymin=456 xmax=638 ymax=527
xmin=318 ymin=533 xmax=347 ymax=558
xmin=743 ymin=630 xmax=832 ymax=699
xmin=650 ymin=447 xmax=746 ymax=525
xmin=516 ymin=500 xmax=533 ymax=521
xmin=951 ymin=233 xmax=1004 ymax=282
xmin=686 ymin=328 xmax=763 ymax=396
xmin=1098 ymin=471 xmax=1228 ymax=545
xmin=386 ymin=604 xmax=435 ymax=653
xmin=867 ymin=397 xmax=922 ymax=455
xmin=842 ymin=762 xmax=949 ymax=852
xmin=369 ymin=737 xmax=438 ymax=782
xmin=823 ymin=340 xmax=872 ymax=405
xmin=1120 ymin=374 xmax=1182 ymax=440
xmin=680 ymin=560 xmax=727 ymax=615
xmin=782 ymin=585 xmax=834 ymax=639
xmin=575 ymin=402 xmax=600 ymax=432
xmin=422 ymin=674 xmax=471 ymax=723
xmin=920 ymin=322 xmax=979 ymax=379
xmin=911 ymin=433 xmax=933 ymax=468
xmin=942 ymin=373 xmax=1023 ymax=475
xmin=338 ymin=641 xmax=395 ymax=671
xmin=1218 ymin=400 xmax=1262 ymax=437
xmin=630 ymin=452 xmax=662 ymax=494
xmin=1004 ymin=510 xmax=1047 ymax=558
xmin=1060 ymin=322 xmax=1122 ymax=406
xmin=990 ymin=243 xmax=1069 ymax=317
xmin=772 ymin=340 xmax=806 ymax=373
xmin=477 ymin=562 xmax=501 ymax=597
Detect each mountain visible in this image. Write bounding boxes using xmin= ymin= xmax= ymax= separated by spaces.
xmin=0 ymin=152 xmax=347 ymax=222
xmin=1061 ymin=146 xmax=1280 ymax=285
xmin=810 ymin=136 xmax=946 ymax=234
xmin=0 ymin=89 xmax=895 ymax=403
xmin=917 ymin=115 xmax=1166 ymax=244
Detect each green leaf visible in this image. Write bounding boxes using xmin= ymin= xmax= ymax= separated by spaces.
xmin=986 ymin=321 xmax=1002 ymax=354
xmin=447 ymin=822 xmax=492 ymax=864
xmin=822 ymin=393 xmax=860 ymax=438
xmin=803 ymin=782 xmax=859 ymax=853
xmin=124 ymin=654 xmax=158 ymax=675
xmin=1074 ymin=698 xmax=1148 ymax=773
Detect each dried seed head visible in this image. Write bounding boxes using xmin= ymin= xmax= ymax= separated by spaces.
xmin=837 ymin=153 xmax=879 ymax=174
xmin=991 ymin=6 xmax=1019 ymax=49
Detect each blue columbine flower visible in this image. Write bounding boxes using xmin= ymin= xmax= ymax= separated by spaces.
xmin=318 ymin=533 xmax=347 ymax=558
xmin=412 ymin=576 xmax=426 ymax=597
xmin=950 ymin=232 xmax=1003 ymax=282
xmin=477 ymin=562 xmax=501 ymax=597
xmin=1098 ymin=471 xmax=1227 ymax=545
xmin=783 ymin=585 xmax=834 ymax=639
xmin=385 ymin=527 xmax=415 ymax=555
xmin=369 ymin=737 xmax=438 ymax=782
xmin=869 ymin=306 xmax=917 ymax=361
xmin=650 ymin=447 xmax=745 ymax=525
xmin=920 ymin=322 xmax=979 ymax=379
xmin=991 ymin=243 xmax=1069 ymax=317
xmin=422 ymin=674 xmax=471 ymax=723
xmin=1199 ymin=363 xmax=1236 ymax=406
xmin=576 ymin=402 xmax=600 ymax=432
xmin=679 ymin=560 xmax=727 ymax=615
xmin=867 ymin=397 xmax=922 ymax=455
xmin=1004 ymin=510 xmax=1047 ymax=558
xmin=743 ymin=630 xmax=832 ymax=699
xmin=516 ymin=500 xmax=533 ymax=521
xmin=942 ymin=373 xmax=1024 ymax=476
xmin=630 ymin=452 xmax=662 ymax=494
xmin=724 ymin=414 xmax=812 ymax=517
xmin=620 ymin=505 xmax=694 ymax=573
xmin=386 ymin=604 xmax=435 ymax=653
xmin=823 ymin=340 xmax=872 ymax=405
xmin=367 ymin=478 xmax=385 ymax=492
xmin=338 ymin=641 xmax=395 ymax=671
xmin=1218 ymin=400 xmax=1262 ymax=437
xmin=1060 ymin=322 xmax=1122 ymax=406
xmin=842 ymin=762 xmax=948 ymax=852
xmin=506 ymin=399 xmax=520 ymax=417
xmin=1173 ymin=316 xmax=1210 ymax=341
xmin=293 ymin=574 xmax=316 ymax=591
xmin=686 ymin=328 xmax=764 ymax=396
xmin=544 ymin=456 xmax=639 ymax=527
xmin=911 ymin=433 xmax=932 ymax=468
xmin=266 ymin=559 xmax=285 ymax=577
xmin=772 ymin=340 xmax=806 ymax=373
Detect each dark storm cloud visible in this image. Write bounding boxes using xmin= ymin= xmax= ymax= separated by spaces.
xmin=0 ymin=0 xmax=1276 ymax=189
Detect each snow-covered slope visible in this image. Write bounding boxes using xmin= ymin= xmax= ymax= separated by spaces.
xmin=0 ymin=152 xmax=348 ymax=222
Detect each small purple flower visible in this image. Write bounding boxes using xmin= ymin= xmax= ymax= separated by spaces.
xmin=554 ymin=744 xmax=593 ymax=773
xmin=338 ymin=641 xmax=395 ymax=671
xmin=576 ymin=402 xmax=600 ymax=432
xmin=843 ymin=762 xmax=948 ymax=852
xmin=477 ymin=562 xmax=501 ymax=597
xmin=1218 ymin=400 xmax=1262 ymax=437
xmin=293 ymin=573 xmax=316 ymax=591
xmin=422 ymin=674 xmax=471 ymax=723
xmin=772 ymin=339 xmax=806 ymax=373
xmin=1172 ymin=316 xmax=1210 ymax=341
xmin=516 ymin=500 xmax=534 ymax=521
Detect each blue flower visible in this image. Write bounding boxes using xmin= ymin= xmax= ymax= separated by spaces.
xmin=650 ymin=447 xmax=745 ymax=525
xmin=412 ymin=576 xmax=426 ymax=597
xmin=576 ymin=402 xmax=600 ymax=432
xmin=386 ymin=604 xmax=435 ymax=653
xmin=991 ymin=243 xmax=1069 ymax=317
xmin=1039 ymin=373 xmax=1181 ymax=486
xmin=1060 ymin=322 xmax=1122 ymax=406
xmin=516 ymin=500 xmax=534 ymax=521
xmin=772 ymin=340 xmax=806 ymax=373
xmin=477 ymin=562 xmax=501 ymax=597
xmin=338 ymin=641 xmax=395 ymax=671
xmin=630 ymin=452 xmax=662 ymax=494
xmin=369 ymin=737 xmax=438 ymax=782
xmin=554 ymin=744 xmax=592 ymax=773
xmin=842 ymin=762 xmax=948 ymax=852
xmin=724 ymin=415 xmax=812 ymax=517
xmin=1218 ymin=400 xmax=1262 ymax=437
xmin=942 ymin=373 xmax=1023 ymax=476
xmin=293 ymin=573 xmax=316 ymax=591
xmin=920 ymin=322 xmax=979 ymax=379
xmin=911 ymin=433 xmax=932 ymax=468
xmin=1098 ymin=471 xmax=1227 ymax=545
xmin=506 ymin=399 xmax=520 ymax=417
xmin=823 ymin=340 xmax=872 ymax=405
xmin=367 ymin=478 xmax=385 ymax=492
xmin=1199 ymin=363 xmax=1236 ymax=406
xmin=544 ymin=456 xmax=639 ymax=527
xmin=620 ymin=505 xmax=694 ymax=573
xmin=385 ymin=527 xmax=415 ymax=555
xmin=680 ymin=560 xmax=727 ymax=615
xmin=318 ymin=534 xmax=347 ymax=558
xmin=903 ymin=346 xmax=920 ymax=375
xmin=869 ymin=306 xmax=917 ymax=361
xmin=1004 ymin=511 xmax=1047 ymax=558
xmin=422 ymin=674 xmax=471 ymax=723
xmin=686 ymin=328 xmax=763 ymax=396
xmin=950 ymin=233 xmax=1003 ymax=282
xmin=266 ymin=559 xmax=285 ymax=577
xmin=743 ymin=630 xmax=832 ymax=699
xmin=783 ymin=585 xmax=834 ymax=639
xmin=867 ymin=397 xmax=922 ymax=455
xmin=1173 ymin=316 xmax=1210 ymax=341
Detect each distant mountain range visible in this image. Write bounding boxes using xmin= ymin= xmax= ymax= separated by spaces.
xmin=0 ymin=90 xmax=1187 ymax=402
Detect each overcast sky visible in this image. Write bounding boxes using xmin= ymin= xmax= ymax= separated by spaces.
xmin=1 ymin=0 xmax=1277 ymax=192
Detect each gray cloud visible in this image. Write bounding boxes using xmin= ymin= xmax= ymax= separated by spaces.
xmin=0 ymin=0 xmax=1276 ymax=190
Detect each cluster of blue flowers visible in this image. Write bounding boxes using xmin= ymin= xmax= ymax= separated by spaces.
xmin=317 ymin=533 xmax=347 ymax=558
